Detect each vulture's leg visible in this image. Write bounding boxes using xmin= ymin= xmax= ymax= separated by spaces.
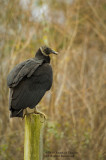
xmin=22 ymin=109 xmax=28 ymax=119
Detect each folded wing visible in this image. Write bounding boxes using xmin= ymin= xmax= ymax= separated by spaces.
xmin=7 ymin=59 xmax=43 ymax=88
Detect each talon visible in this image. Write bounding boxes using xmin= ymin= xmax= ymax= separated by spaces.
xmin=34 ymin=107 xmax=47 ymax=120
xmin=34 ymin=111 xmax=47 ymax=120
xmin=40 ymin=113 xmax=47 ymax=120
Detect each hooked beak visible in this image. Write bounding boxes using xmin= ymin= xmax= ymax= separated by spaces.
xmin=51 ymin=49 xmax=58 ymax=55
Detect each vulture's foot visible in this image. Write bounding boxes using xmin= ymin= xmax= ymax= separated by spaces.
xmin=34 ymin=108 xmax=47 ymax=120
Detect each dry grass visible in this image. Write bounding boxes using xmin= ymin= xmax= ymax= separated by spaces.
xmin=0 ymin=0 xmax=106 ymax=160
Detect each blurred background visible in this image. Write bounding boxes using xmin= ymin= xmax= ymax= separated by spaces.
xmin=0 ymin=0 xmax=106 ymax=159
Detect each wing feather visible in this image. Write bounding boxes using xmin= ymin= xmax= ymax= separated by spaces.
xmin=7 ymin=59 xmax=43 ymax=88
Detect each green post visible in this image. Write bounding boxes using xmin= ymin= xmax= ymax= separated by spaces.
xmin=24 ymin=114 xmax=44 ymax=160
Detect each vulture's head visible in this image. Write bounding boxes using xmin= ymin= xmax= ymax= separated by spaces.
xmin=40 ymin=46 xmax=58 ymax=56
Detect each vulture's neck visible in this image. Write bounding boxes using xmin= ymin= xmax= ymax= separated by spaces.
xmin=35 ymin=49 xmax=50 ymax=63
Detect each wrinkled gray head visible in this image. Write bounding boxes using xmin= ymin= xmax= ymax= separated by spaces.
xmin=40 ymin=45 xmax=58 ymax=56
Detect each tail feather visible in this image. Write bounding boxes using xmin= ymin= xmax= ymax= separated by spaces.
xmin=10 ymin=108 xmax=23 ymax=118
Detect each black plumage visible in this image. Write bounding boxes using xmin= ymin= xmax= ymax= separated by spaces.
xmin=7 ymin=46 xmax=58 ymax=117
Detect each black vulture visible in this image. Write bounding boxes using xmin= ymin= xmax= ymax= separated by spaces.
xmin=7 ymin=46 xmax=58 ymax=118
